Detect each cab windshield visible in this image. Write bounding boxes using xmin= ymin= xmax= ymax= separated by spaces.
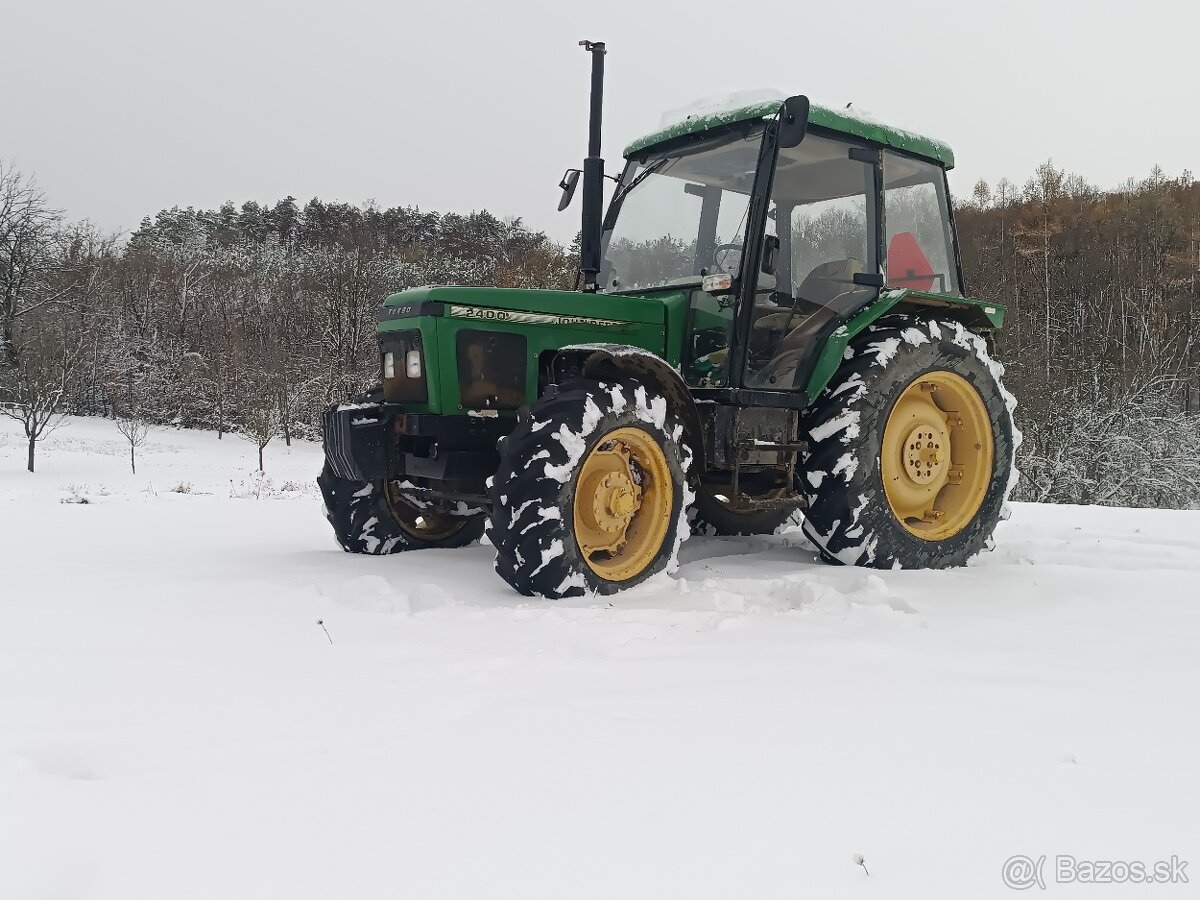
xmin=598 ymin=128 xmax=764 ymax=293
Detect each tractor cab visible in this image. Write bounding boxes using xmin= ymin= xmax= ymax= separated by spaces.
xmin=600 ymin=101 xmax=963 ymax=398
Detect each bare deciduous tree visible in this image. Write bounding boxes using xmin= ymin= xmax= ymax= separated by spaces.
xmin=114 ymin=412 xmax=151 ymax=475
xmin=0 ymin=165 xmax=73 ymax=472
xmin=0 ymin=335 xmax=74 ymax=472
xmin=1 ymin=165 xmax=64 ymax=365
xmin=235 ymin=385 xmax=282 ymax=473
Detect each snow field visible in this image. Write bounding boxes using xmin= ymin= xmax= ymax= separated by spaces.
xmin=1 ymin=417 xmax=1198 ymax=898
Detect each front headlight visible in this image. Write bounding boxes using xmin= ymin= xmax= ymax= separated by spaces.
xmin=405 ymin=350 xmax=422 ymax=378
xmin=380 ymin=330 xmax=428 ymax=404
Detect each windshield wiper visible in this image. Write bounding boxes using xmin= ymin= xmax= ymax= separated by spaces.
xmin=610 ymin=156 xmax=672 ymax=206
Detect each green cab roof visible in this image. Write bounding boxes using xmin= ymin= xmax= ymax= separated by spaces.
xmin=623 ymin=98 xmax=954 ymax=169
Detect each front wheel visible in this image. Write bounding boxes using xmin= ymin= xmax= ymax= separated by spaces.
xmin=318 ymin=464 xmax=486 ymax=554
xmin=487 ymin=380 xmax=693 ymax=598
xmin=799 ymin=317 xmax=1017 ymax=568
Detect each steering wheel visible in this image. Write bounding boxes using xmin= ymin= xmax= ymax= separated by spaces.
xmin=712 ymin=243 xmax=743 ymax=275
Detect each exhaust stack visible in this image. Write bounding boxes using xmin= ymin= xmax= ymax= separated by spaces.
xmin=578 ymin=40 xmax=605 ymax=292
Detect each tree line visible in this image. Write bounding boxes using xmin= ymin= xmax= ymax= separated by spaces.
xmin=957 ymin=163 xmax=1200 ymax=507
xmin=3 ymin=160 xmax=1198 ymax=507
xmin=0 ymin=163 xmax=575 ymax=472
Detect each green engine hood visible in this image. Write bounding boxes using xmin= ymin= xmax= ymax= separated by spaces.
xmin=383 ymin=286 xmax=665 ymax=326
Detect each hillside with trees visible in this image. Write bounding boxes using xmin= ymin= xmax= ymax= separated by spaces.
xmin=3 ymin=161 xmax=1198 ymax=506
xmin=957 ymin=163 xmax=1200 ymax=506
xmin=0 ymin=165 xmax=575 ymax=472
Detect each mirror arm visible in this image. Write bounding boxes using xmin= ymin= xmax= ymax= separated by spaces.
xmin=559 ymin=168 xmax=581 ymax=191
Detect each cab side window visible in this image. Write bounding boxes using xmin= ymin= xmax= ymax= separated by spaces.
xmin=883 ymin=152 xmax=960 ymax=295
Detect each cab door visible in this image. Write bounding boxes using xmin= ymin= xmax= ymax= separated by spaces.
xmin=738 ymin=132 xmax=882 ymax=392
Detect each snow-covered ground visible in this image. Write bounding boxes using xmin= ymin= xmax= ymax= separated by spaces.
xmin=2 ymin=417 xmax=1198 ymax=899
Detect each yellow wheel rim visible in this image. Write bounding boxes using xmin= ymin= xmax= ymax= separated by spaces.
xmin=383 ymin=482 xmax=470 ymax=542
xmin=573 ymin=426 xmax=674 ymax=582
xmin=881 ymin=371 xmax=993 ymax=541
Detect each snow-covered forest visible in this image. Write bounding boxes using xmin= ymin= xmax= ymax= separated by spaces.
xmin=957 ymin=164 xmax=1200 ymax=507
xmin=3 ymin=161 xmax=1198 ymax=505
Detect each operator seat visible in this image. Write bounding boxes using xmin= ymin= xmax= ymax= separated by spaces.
xmin=748 ymin=258 xmax=869 ymax=388
xmin=793 ymin=257 xmax=865 ymax=309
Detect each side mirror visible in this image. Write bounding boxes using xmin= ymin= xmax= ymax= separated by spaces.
xmin=557 ymin=169 xmax=581 ymax=211
xmin=761 ymin=234 xmax=780 ymax=276
xmin=778 ymin=95 xmax=810 ymax=148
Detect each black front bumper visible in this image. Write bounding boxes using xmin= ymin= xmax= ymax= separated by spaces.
xmin=322 ymin=402 xmax=506 ymax=486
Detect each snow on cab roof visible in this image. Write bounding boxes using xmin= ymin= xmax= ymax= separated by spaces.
xmin=623 ymin=92 xmax=955 ymax=169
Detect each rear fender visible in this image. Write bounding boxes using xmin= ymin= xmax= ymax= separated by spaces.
xmin=553 ymin=344 xmax=706 ymax=474
xmin=804 ymin=289 xmax=1006 ymax=402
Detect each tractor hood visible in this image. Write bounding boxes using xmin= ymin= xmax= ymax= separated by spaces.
xmin=382 ymin=286 xmax=665 ymax=326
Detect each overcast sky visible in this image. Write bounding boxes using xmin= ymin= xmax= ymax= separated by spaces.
xmin=4 ymin=0 xmax=1195 ymax=243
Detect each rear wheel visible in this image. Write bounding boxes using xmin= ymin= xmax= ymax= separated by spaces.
xmin=799 ymin=317 xmax=1016 ymax=568
xmin=487 ymin=380 xmax=692 ymax=598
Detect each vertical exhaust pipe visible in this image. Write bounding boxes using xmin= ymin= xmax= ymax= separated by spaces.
xmin=578 ymin=40 xmax=605 ymax=292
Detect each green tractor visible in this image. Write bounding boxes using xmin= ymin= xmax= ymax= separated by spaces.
xmin=318 ymin=41 xmax=1017 ymax=598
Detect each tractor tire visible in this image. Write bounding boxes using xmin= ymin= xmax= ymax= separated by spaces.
xmin=689 ymin=484 xmax=802 ymax=536
xmin=487 ymin=380 xmax=693 ymax=598
xmin=318 ymin=385 xmax=486 ymax=554
xmin=317 ymin=466 xmax=486 ymax=555
xmin=799 ymin=316 xmax=1017 ymax=568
